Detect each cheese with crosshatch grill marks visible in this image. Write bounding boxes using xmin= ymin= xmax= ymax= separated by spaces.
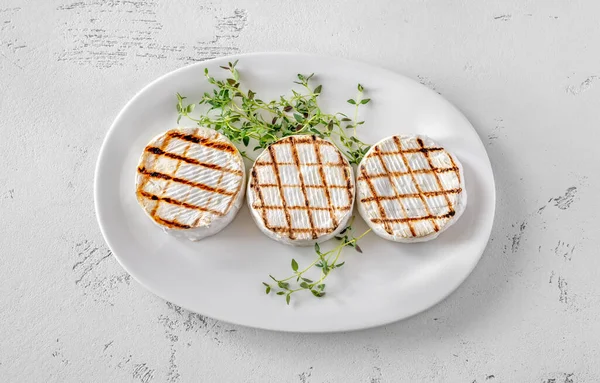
xmin=356 ymin=134 xmax=467 ymax=243
xmin=247 ymin=135 xmax=356 ymax=246
xmin=135 ymin=126 xmax=246 ymax=241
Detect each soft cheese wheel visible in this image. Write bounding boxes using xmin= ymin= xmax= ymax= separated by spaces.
xmin=247 ymin=135 xmax=355 ymax=246
xmin=356 ymin=134 xmax=467 ymax=243
xmin=135 ymin=126 xmax=246 ymax=241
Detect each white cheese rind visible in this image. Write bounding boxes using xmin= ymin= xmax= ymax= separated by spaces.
xmin=135 ymin=126 xmax=246 ymax=241
xmin=356 ymin=134 xmax=467 ymax=243
xmin=247 ymin=135 xmax=355 ymax=246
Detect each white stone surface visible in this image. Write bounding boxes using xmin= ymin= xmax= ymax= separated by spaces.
xmin=1 ymin=0 xmax=598 ymax=381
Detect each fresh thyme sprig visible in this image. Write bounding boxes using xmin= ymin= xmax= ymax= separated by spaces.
xmin=176 ymin=61 xmax=373 ymax=304
xmin=176 ymin=60 xmax=371 ymax=164
xmin=263 ymin=217 xmax=372 ymax=304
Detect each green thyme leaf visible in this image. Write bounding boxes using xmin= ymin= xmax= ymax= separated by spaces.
xmin=278 ymin=281 xmax=289 ymax=289
xmin=327 ymin=120 xmax=334 ymax=132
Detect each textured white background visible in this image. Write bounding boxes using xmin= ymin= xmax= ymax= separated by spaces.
xmin=1 ymin=0 xmax=598 ymax=382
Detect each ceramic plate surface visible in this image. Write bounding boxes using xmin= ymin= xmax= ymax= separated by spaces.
xmin=95 ymin=53 xmax=495 ymax=332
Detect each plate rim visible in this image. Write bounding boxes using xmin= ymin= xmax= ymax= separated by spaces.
xmin=94 ymin=51 xmax=496 ymax=333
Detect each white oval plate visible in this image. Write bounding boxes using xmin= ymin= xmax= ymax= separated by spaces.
xmin=95 ymin=53 xmax=495 ymax=332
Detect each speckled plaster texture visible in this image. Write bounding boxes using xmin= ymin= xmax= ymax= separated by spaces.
xmin=0 ymin=0 xmax=599 ymax=382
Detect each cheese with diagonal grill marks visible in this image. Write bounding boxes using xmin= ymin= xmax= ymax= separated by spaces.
xmin=247 ymin=135 xmax=355 ymax=246
xmin=135 ymin=127 xmax=246 ymax=241
xmin=356 ymin=134 xmax=467 ymax=243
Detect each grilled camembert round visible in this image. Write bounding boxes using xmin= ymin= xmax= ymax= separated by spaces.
xmin=247 ymin=135 xmax=355 ymax=246
xmin=135 ymin=127 xmax=246 ymax=241
xmin=356 ymin=135 xmax=466 ymax=243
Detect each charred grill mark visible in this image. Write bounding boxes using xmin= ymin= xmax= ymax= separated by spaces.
xmin=254 ymin=161 xmax=346 ymax=167
xmin=147 ymin=135 xmax=177 ymax=218
xmin=167 ymin=131 xmax=236 ymax=153
xmin=378 ymin=147 xmax=444 ymax=155
xmin=268 ymin=145 xmax=294 ymax=239
xmin=250 ymin=169 xmax=269 ymax=228
xmin=313 ymin=136 xmax=339 ymax=229
xmin=372 ymin=146 xmax=414 ymax=236
xmin=417 ymin=138 xmax=455 ymax=214
xmin=145 ymin=146 xmax=243 ymax=176
xmin=370 ymin=210 xmax=456 ymax=224
xmin=290 ymin=139 xmax=317 ymax=239
xmin=154 ymin=217 xmax=192 ymax=229
xmin=137 ymin=167 xmax=236 ymax=197
xmin=447 ymin=151 xmax=461 ymax=183
xmin=393 ymin=136 xmax=440 ymax=232
xmin=256 ymin=183 xmax=348 ymax=189
xmin=360 ymin=188 xmax=463 ymax=202
xmin=146 ymin=147 xmax=165 ymax=154
xmin=252 ymin=205 xmax=352 ymax=211
xmin=158 ymin=141 xmax=195 ymax=222
xmin=336 ymin=148 xmax=354 ymax=211
xmin=139 ymin=190 xmax=223 ymax=216
xmin=269 ymin=227 xmax=338 ymax=234
xmin=356 ymin=166 xmax=459 ymax=180
xmin=344 ymin=167 xmax=353 ymax=200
